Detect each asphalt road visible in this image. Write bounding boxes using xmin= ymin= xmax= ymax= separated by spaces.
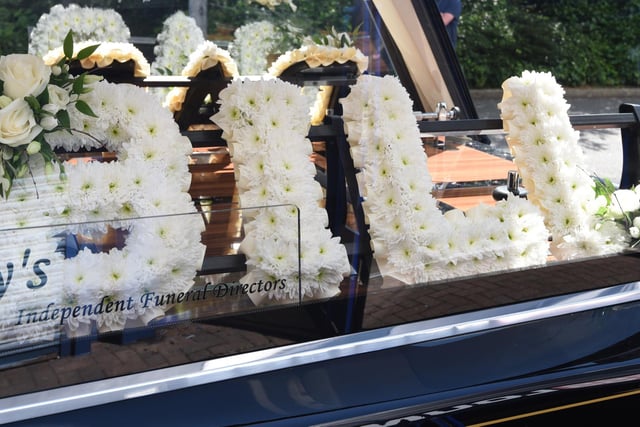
xmin=471 ymin=88 xmax=640 ymax=186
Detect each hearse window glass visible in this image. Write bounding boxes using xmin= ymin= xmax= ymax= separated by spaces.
xmin=1 ymin=0 xmax=639 ymax=409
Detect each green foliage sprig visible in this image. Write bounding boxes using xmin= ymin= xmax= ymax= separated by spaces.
xmin=0 ymin=31 xmax=99 ymax=198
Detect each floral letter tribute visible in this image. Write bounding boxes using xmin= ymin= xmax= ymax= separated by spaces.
xmin=152 ymin=11 xmax=206 ymax=76
xmin=499 ymin=71 xmax=627 ymax=259
xmin=212 ymin=78 xmax=350 ymax=304
xmin=0 ymin=37 xmax=205 ymax=345
xmin=29 ymin=4 xmax=130 ymax=57
xmin=232 ymin=21 xmax=281 ymax=76
xmin=341 ymin=75 xmax=549 ymax=285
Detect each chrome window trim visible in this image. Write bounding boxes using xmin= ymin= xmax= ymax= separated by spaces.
xmin=2 ymin=281 xmax=640 ymax=424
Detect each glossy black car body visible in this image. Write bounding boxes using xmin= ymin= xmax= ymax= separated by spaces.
xmin=4 ymin=253 xmax=640 ymax=426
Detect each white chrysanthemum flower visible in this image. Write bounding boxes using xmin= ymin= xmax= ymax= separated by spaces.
xmin=86 ymin=252 xmax=137 ymax=332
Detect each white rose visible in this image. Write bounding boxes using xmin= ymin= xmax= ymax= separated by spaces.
xmin=0 ymin=54 xmax=51 ymax=100
xmin=609 ymin=189 xmax=640 ymax=218
xmin=0 ymin=98 xmax=42 ymax=147
xmin=46 ymin=84 xmax=70 ymax=112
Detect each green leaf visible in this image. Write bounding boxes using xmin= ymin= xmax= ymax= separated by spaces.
xmin=77 ymin=84 xmax=94 ymax=95
xmin=74 ymin=99 xmax=98 ymax=118
xmin=39 ymin=141 xmax=56 ymax=162
xmin=58 ymin=109 xmax=70 ymax=129
xmin=72 ymin=73 xmax=85 ymax=94
xmin=24 ymin=95 xmax=41 ymax=112
xmin=77 ymin=44 xmax=100 ymax=60
xmin=39 ymin=146 xmax=52 ymax=163
xmin=38 ymin=86 xmax=50 ymax=105
xmin=71 ymin=73 xmax=96 ymax=95
xmin=593 ymin=176 xmax=615 ymax=201
xmin=604 ymin=178 xmax=616 ymax=193
xmin=63 ymin=30 xmax=74 ymax=60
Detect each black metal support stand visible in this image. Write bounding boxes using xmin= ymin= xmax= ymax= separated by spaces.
xmin=321 ymin=122 xmax=348 ymax=235
xmin=172 ymin=66 xmax=231 ymax=132
xmin=331 ymin=116 xmax=370 ymax=333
